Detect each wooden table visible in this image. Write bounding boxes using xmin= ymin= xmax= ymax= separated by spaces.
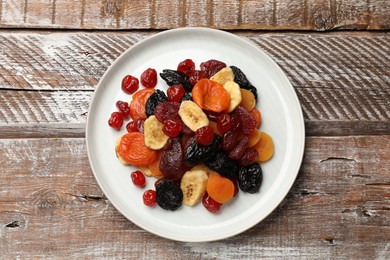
xmin=0 ymin=1 xmax=389 ymax=259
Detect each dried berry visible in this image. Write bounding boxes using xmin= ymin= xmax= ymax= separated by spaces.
xmin=167 ymin=84 xmax=185 ymax=102
xmin=185 ymin=135 xmax=222 ymax=166
xmin=163 ymin=118 xmax=183 ymax=138
xmin=131 ymin=170 xmax=146 ymax=188
xmin=121 ymin=75 xmax=139 ymax=94
xmin=143 ymin=189 xmax=157 ymax=207
xmin=108 ymin=112 xmax=123 ymax=130
xmin=231 ymin=106 xmax=257 ymax=135
xmin=205 ymin=151 xmax=239 ymax=180
xmin=239 ymin=148 xmax=259 ymax=166
xmin=188 ymin=70 xmax=206 ymax=86
xmin=156 ymin=179 xmax=183 ymax=211
xmin=222 ymin=131 xmax=239 ymax=151
xmin=116 ymin=101 xmax=130 ymax=119
xmin=141 ymin=68 xmax=158 ymax=88
xmin=154 ymin=102 xmax=180 ymax=123
xmin=195 ymin=126 xmax=214 ymax=146
xmin=229 ymin=136 xmax=249 ymax=160
xmin=238 ymin=163 xmax=263 ymax=193
xmin=160 ymin=69 xmax=193 ymax=92
xmin=145 ymin=89 xmax=168 ymax=117
xmin=202 ymin=192 xmax=221 ymax=213
xmin=217 ymin=113 xmax=232 ymax=134
xmin=200 ymin=59 xmax=226 ymax=78
xmin=177 ymin=59 xmax=195 ymax=77
xmin=160 ymin=138 xmax=186 ymax=180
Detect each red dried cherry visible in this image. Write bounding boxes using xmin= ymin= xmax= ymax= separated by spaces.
xmin=195 ymin=126 xmax=214 ymax=146
xmin=126 ymin=121 xmax=138 ymax=132
xmin=188 ymin=70 xmax=206 ymax=86
xmin=122 ymin=75 xmax=139 ymax=94
xmin=108 ymin=112 xmax=124 ymax=130
xmin=116 ymin=101 xmax=130 ymax=119
xmin=141 ymin=68 xmax=157 ymax=88
xmin=143 ymin=189 xmax=157 ymax=207
xmin=163 ymin=118 xmax=183 ymax=138
xmin=217 ymin=113 xmax=232 ymax=134
xmin=202 ymin=192 xmax=221 ymax=213
xmin=167 ymin=84 xmax=185 ymax=102
xmin=238 ymin=148 xmax=259 ymax=166
xmin=131 ymin=170 xmax=146 ymax=188
xmin=177 ymin=59 xmax=195 ymax=76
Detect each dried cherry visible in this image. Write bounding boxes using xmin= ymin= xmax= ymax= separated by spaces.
xmin=141 ymin=68 xmax=157 ymax=88
xmin=108 ymin=112 xmax=123 ymax=130
xmin=195 ymin=126 xmax=214 ymax=146
xmin=202 ymin=192 xmax=221 ymax=213
xmin=177 ymin=59 xmax=195 ymax=76
xmin=217 ymin=113 xmax=232 ymax=134
xmin=239 ymin=148 xmax=259 ymax=166
xmin=121 ymin=75 xmax=139 ymax=94
xmin=163 ymin=118 xmax=183 ymax=138
xmin=154 ymin=102 xmax=180 ymax=123
xmin=200 ymin=59 xmax=226 ymax=78
xmin=143 ymin=189 xmax=157 ymax=207
xmin=167 ymin=84 xmax=185 ymax=102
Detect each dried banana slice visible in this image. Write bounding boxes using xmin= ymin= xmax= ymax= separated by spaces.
xmin=180 ymin=169 xmax=208 ymax=206
xmin=144 ymin=115 xmax=169 ymax=150
xmin=178 ymin=100 xmax=209 ymax=132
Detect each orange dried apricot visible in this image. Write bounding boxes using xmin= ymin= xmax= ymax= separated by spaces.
xmin=248 ymin=128 xmax=261 ymax=147
xmin=116 ymin=132 xmax=157 ymax=166
xmin=239 ymin=89 xmax=256 ymax=111
xmin=250 ymin=107 xmax=261 ymax=129
xmin=129 ymin=88 xmax=155 ymax=121
xmin=192 ymin=79 xmax=230 ymax=113
xmin=206 ymin=173 xmax=235 ymax=204
xmin=252 ymin=132 xmax=274 ymax=162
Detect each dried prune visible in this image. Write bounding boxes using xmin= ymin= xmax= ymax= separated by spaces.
xmin=230 ymin=66 xmax=258 ymax=101
xmin=181 ymin=92 xmax=192 ymax=102
xmin=160 ymin=138 xmax=186 ymax=180
xmin=156 ymin=179 xmax=183 ymax=211
xmin=145 ymin=89 xmax=168 ymax=117
xmin=154 ymin=101 xmax=180 ymax=123
xmin=205 ymin=151 xmax=239 ymax=180
xmin=200 ymin=59 xmax=226 ymax=78
xmin=160 ymin=69 xmax=193 ymax=92
xmin=185 ymin=134 xmax=222 ymax=166
xmin=238 ymin=163 xmax=262 ymax=193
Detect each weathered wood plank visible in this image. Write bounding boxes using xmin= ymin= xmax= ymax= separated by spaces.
xmin=0 ymin=136 xmax=389 ymax=258
xmin=0 ymin=0 xmax=389 ymax=30
xmin=0 ymin=31 xmax=388 ymax=137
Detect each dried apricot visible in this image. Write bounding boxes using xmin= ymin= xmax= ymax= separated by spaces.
xmin=206 ymin=173 xmax=235 ymax=204
xmin=252 ymin=132 xmax=274 ymax=162
xmin=148 ymin=150 xmax=164 ymax=178
xmin=239 ymin=89 xmax=256 ymax=111
xmin=250 ymin=107 xmax=262 ymax=129
xmin=116 ymin=132 xmax=157 ymax=167
xmin=192 ymin=79 xmax=230 ymax=113
xmin=248 ymin=128 xmax=261 ymax=147
xmin=129 ymin=88 xmax=155 ymax=121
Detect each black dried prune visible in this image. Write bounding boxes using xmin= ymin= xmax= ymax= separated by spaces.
xmin=160 ymin=138 xmax=186 ymax=180
xmin=238 ymin=163 xmax=263 ymax=193
xmin=230 ymin=66 xmax=258 ymax=101
xmin=160 ymin=69 xmax=193 ymax=92
xmin=156 ymin=179 xmax=183 ymax=211
xmin=180 ymin=92 xmax=192 ymax=102
xmin=145 ymin=89 xmax=168 ymax=117
xmin=205 ymin=151 xmax=239 ymax=180
xmin=184 ymin=134 xmax=222 ymax=166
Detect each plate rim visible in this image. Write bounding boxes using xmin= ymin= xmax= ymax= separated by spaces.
xmin=86 ymin=27 xmax=305 ymax=242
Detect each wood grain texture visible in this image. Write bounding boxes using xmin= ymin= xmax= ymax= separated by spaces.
xmin=0 ymin=0 xmax=389 ymax=30
xmin=0 ymin=31 xmax=388 ymax=137
xmin=0 ymin=136 xmax=389 ymax=258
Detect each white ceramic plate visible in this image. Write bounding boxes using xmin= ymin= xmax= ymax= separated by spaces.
xmin=86 ymin=28 xmax=305 ymax=242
